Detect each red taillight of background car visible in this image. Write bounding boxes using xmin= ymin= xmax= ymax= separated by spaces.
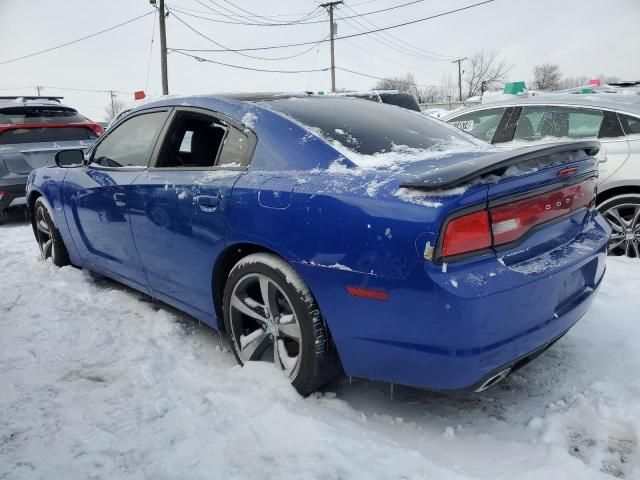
xmin=441 ymin=210 xmax=492 ymax=257
xmin=87 ymin=123 xmax=104 ymax=137
xmin=440 ymin=177 xmax=597 ymax=259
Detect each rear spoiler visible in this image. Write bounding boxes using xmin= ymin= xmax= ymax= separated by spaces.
xmin=400 ymin=141 xmax=600 ymax=190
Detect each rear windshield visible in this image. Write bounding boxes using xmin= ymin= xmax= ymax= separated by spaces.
xmin=0 ymin=107 xmax=86 ymax=125
xmin=0 ymin=127 xmax=96 ymax=145
xmin=260 ymin=97 xmax=475 ymax=157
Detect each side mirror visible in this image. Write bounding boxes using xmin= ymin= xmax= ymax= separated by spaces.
xmin=55 ymin=149 xmax=85 ymax=168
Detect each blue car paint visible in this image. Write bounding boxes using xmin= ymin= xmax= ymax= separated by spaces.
xmin=26 ymin=95 xmax=611 ymax=391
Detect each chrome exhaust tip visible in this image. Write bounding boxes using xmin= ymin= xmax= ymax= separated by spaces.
xmin=475 ymin=368 xmax=511 ymax=392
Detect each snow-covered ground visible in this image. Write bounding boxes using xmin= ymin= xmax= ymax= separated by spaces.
xmin=1 ymin=220 xmax=639 ymax=480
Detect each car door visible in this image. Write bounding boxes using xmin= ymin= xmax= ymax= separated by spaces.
xmin=62 ymin=109 xmax=170 ymax=290
xmin=129 ymin=107 xmax=256 ymax=318
xmin=509 ymin=105 xmax=629 ymax=183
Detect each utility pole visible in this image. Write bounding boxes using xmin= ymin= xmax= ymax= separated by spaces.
xmin=109 ymin=90 xmax=116 ymax=117
xmin=36 ymin=86 xmax=42 ymax=96
xmin=451 ymin=58 xmax=466 ymax=101
xmin=158 ymin=0 xmax=169 ymax=95
xmin=321 ymin=1 xmax=342 ymax=93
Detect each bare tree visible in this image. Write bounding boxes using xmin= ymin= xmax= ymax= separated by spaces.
xmin=373 ymin=72 xmax=419 ymax=99
xmin=439 ymin=75 xmax=457 ymax=103
xmin=558 ymin=75 xmax=590 ymax=89
xmin=532 ymin=63 xmax=562 ymax=90
xmin=104 ymin=97 xmax=126 ymax=122
xmin=415 ymin=75 xmax=456 ymax=104
xmin=463 ymin=50 xmax=511 ymax=99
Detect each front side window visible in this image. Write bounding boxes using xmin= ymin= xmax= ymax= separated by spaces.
xmin=155 ymin=111 xmax=254 ymax=168
xmin=448 ymin=108 xmax=507 ymax=143
xmin=91 ymin=111 xmax=167 ymax=168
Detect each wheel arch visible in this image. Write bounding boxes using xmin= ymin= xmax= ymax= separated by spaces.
xmin=27 ymin=189 xmax=44 ymax=237
xmin=212 ymin=242 xmax=284 ymax=323
xmin=596 ymin=184 xmax=640 ymax=207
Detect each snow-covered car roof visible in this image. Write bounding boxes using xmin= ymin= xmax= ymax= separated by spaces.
xmin=0 ymin=96 xmax=72 ymax=110
xmin=443 ymin=94 xmax=640 ymax=120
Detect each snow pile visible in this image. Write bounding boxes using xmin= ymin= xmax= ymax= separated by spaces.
xmin=1 ymin=222 xmax=639 ymax=479
xmin=329 ymin=137 xmax=487 ymax=172
xmin=241 ymin=111 xmax=257 ymax=129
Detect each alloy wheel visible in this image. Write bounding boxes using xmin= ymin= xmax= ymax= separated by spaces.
xmin=35 ymin=205 xmax=55 ymax=262
xmin=228 ymin=273 xmax=302 ymax=377
xmin=603 ymin=203 xmax=640 ymax=258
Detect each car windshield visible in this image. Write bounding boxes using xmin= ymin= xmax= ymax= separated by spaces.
xmin=260 ymin=97 xmax=480 ymax=167
xmin=0 ymin=106 xmax=86 ymax=125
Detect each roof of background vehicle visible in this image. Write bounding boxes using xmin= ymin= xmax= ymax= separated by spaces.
xmin=444 ymin=94 xmax=640 ymax=119
xmin=0 ymin=96 xmax=76 ymax=110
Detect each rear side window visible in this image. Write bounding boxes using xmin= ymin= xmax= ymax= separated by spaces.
xmin=261 ymin=97 xmax=474 ymax=156
xmin=0 ymin=107 xmax=86 ymax=124
xmin=0 ymin=126 xmax=95 ymax=145
xmin=448 ymin=108 xmax=507 ymax=143
xmin=514 ymin=106 xmax=613 ymax=140
xmin=619 ymin=113 xmax=640 ymax=135
xmin=92 ymin=111 xmax=167 ymax=168
xmin=218 ymin=127 xmax=252 ymax=167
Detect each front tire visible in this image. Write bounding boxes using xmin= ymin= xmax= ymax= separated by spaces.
xmin=598 ymin=194 xmax=640 ymax=258
xmin=223 ymin=253 xmax=340 ymax=396
xmin=33 ymin=197 xmax=71 ymax=267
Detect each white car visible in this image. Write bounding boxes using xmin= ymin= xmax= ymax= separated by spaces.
xmin=443 ymin=94 xmax=640 ymax=258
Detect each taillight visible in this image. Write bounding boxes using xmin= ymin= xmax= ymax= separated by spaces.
xmin=440 ymin=177 xmax=597 ymax=260
xmin=89 ymin=123 xmax=104 ymax=137
xmin=441 ymin=210 xmax=492 ymax=257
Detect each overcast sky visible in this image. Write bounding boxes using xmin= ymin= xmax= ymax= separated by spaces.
xmin=1 ymin=0 xmax=638 ymax=121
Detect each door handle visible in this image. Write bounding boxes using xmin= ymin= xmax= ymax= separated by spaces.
xmin=113 ymin=192 xmax=127 ymax=206
xmin=197 ymin=194 xmax=220 ymax=212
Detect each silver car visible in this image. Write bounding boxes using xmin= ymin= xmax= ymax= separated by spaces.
xmin=443 ymin=94 xmax=640 ymax=258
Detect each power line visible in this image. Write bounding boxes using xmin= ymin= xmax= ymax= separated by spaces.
xmin=336 ymin=66 xmax=435 ymax=87
xmin=217 ymin=0 xmax=316 ymax=23
xmin=171 ymin=50 xmax=330 ymax=74
xmin=0 ymin=11 xmax=155 ymax=66
xmin=0 ymin=85 xmax=134 ymax=94
xmin=145 ymin=10 xmax=158 ymax=92
xmin=170 ymin=0 xmax=432 ymax=27
xmin=40 ymin=86 xmax=134 ymax=94
xmin=169 ymin=10 xmax=327 ymax=61
xmin=340 ymin=38 xmax=440 ymax=77
xmin=171 ymin=0 xmax=496 ymax=53
xmin=337 ymin=12 xmax=450 ymax=62
xmin=340 ymin=2 xmax=456 ymax=60
xmin=170 ymin=2 xmax=324 ymax=22
xmin=172 ymin=49 xmax=435 ymax=88
xmin=195 ymin=0 xmax=320 ymax=26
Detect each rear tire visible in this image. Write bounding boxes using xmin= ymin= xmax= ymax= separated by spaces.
xmin=33 ymin=197 xmax=71 ymax=267
xmin=598 ymin=194 xmax=640 ymax=258
xmin=223 ymin=253 xmax=340 ymax=396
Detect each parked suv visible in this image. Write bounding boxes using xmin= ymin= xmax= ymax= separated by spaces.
xmin=0 ymin=96 xmax=102 ymax=223
xmin=443 ymin=95 xmax=640 ymax=258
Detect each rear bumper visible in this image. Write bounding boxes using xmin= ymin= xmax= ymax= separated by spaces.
xmin=0 ymin=180 xmax=27 ymax=211
xmin=295 ymin=214 xmax=610 ymax=391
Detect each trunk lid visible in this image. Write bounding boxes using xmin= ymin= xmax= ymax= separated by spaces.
xmin=397 ymin=142 xmax=601 ymax=265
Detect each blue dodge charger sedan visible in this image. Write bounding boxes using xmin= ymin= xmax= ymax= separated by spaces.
xmin=26 ymin=94 xmax=610 ymax=395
